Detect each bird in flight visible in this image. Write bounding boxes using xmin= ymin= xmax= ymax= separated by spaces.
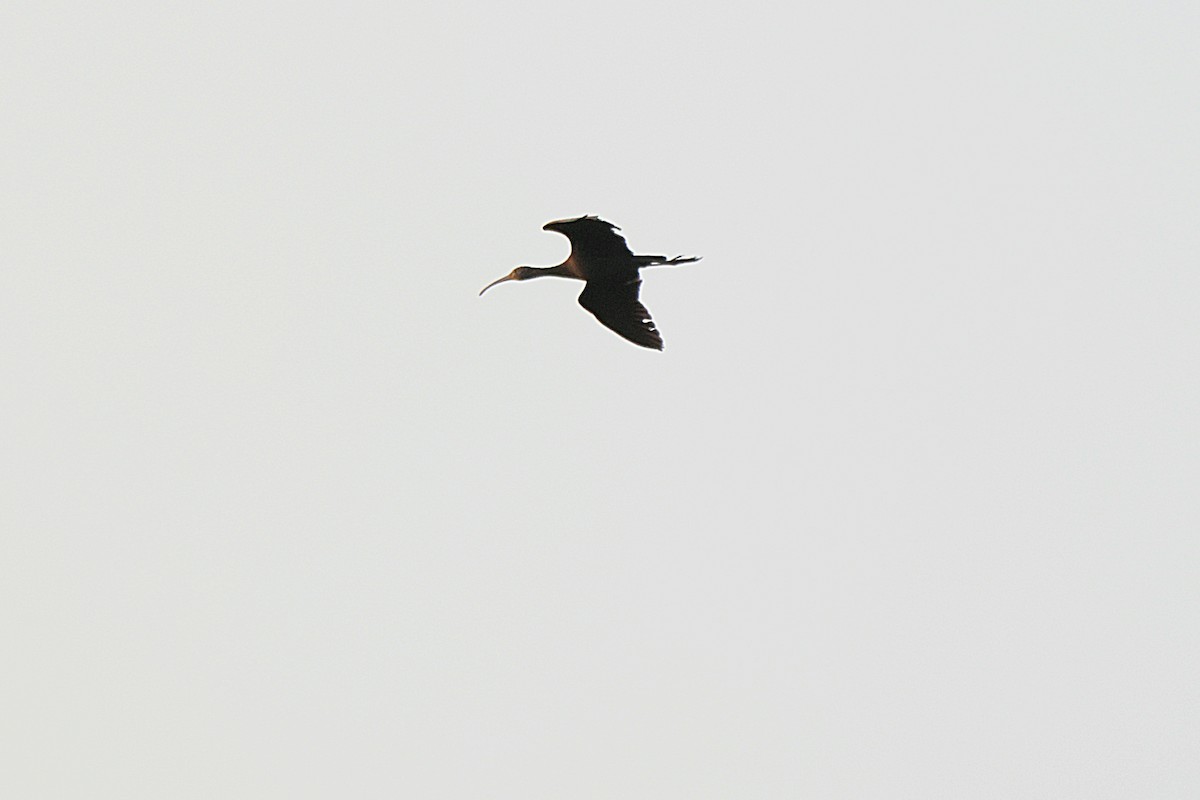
xmin=479 ymin=215 xmax=699 ymax=350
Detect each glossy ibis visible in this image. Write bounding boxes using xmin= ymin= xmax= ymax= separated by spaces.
xmin=479 ymin=215 xmax=699 ymax=350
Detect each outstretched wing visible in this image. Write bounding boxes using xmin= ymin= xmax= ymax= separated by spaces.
xmin=578 ymin=278 xmax=663 ymax=350
xmin=544 ymin=215 xmax=634 ymax=261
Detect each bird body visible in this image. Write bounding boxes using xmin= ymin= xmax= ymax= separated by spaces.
xmin=480 ymin=216 xmax=699 ymax=350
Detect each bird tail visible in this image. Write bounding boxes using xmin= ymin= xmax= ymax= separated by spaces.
xmin=638 ymin=255 xmax=701 ymax=267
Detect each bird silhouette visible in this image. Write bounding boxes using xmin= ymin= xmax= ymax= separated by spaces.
xmin=479 ymin=215 xmax=699 ymax=350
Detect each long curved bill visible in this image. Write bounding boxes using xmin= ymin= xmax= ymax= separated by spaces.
xmin=479 ymin=274 xmax=515 ymax=296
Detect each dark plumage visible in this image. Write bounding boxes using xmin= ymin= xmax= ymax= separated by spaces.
xmin=479 ymin=215 xmax=699 ymax=350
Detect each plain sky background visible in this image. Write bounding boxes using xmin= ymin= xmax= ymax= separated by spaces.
xmin=3 ymin=1 xmax=1198 ymax=797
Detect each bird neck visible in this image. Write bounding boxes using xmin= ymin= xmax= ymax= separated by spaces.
xmin=526 ymin=263 xmax=574 ymax=280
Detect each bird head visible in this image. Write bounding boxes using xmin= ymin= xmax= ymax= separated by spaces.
xmin=479 ymin=267 xmax=534 ymax=296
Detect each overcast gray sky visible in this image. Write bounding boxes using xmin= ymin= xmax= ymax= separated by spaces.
xmin=3 ymin=1 xmax=1198 ymax=797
